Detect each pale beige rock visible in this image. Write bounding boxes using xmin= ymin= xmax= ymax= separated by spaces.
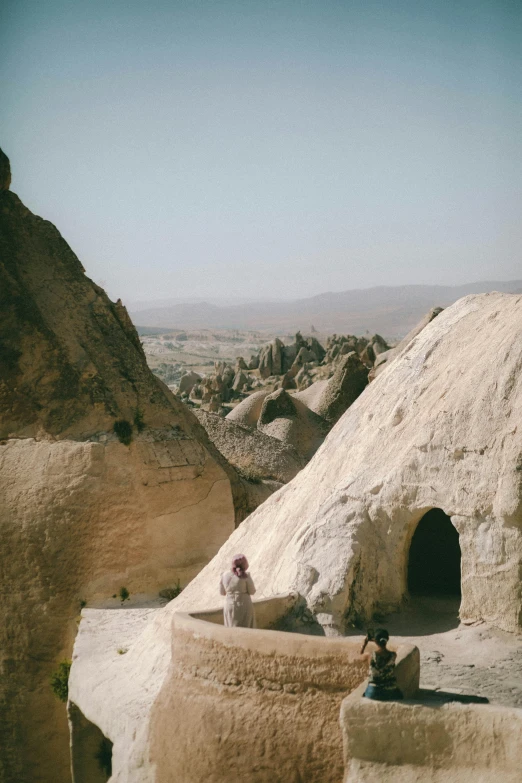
xmin=178 ymin=370 xmax=202 ymax=394
xmin=294 ymin=364 xmax=315 ymax=390
xmin=293 ymin=377 xmax=330 ymax=408
xmin=208 ymin=392 xmax=222 ymax=412
xmin=225 ymin=388 xmax=270 ymax=428
xmin=0 ymin=189 xmax=196 ymax=440
xmin=239 ymin=477 xmax=284 ymax=514
xmin=341 ymin=684 xmax=522 ymax=782
xmin=0 ymin=435 xmax=236 ymax=783
xmin=293 ymin=351 xmax=368 ymax=425
xmin=68 ymin=591 xmax=418 ymax=782
xmin=148 ymin=614 xmax=417 ymax=783
xmin=258 ymin=337 xmax=284 ymax=378
xmin=257 ymin=387 xmax=329 ymax=459
xmin=231 ymin=369 xmax=248 ymax=393
xmin=292 ymin=344 xmax=317 ymax=368
xmin=370 ymin=306 xmax=443 ymax=380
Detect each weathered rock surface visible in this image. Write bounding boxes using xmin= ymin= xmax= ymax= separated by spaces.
xmin=258 ymin=337 xmax=284 ymax=378
xmin=0 ymin=189 xmax=193 ymax=440
xmin=225 ymin=389 xmax=270 ymax=428
xmin=231 ymin=369 xmax=248 ymax=393
xmin=178 ymin=370 xmax=202 ymax=394
xmin=342 ymin=683 xmax=522 ymax=783
xmin=0 ymin=174 xmax=244 ymax=783
xmin=175 ymin=292 xmax=522 ymax=633
xmin=294 ymin=351 xmax=369 ymax=425
xmin=239 ymin=477 xmax=284 ymax=516
xmin=370 ymin=306 xmax=443 ymax=380
xmin=195 ymin=409 xmax=305 ymax=483
xmin=179 ymin=329 xmax=374 ymax=419
xmin=257 ymin=388 xmax=330 ymax=460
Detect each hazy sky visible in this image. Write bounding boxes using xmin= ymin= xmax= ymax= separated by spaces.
xmin=2 ymin=0 xmax=521 ymax=304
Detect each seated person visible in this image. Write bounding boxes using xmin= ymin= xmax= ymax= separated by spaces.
xmin=359 ymin=628 xmax=403 ymax=701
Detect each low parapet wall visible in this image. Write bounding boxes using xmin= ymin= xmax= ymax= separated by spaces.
xmin=148 ymin=596 xmax=419 ymax=783
xmin=341 ymin=687 xmax=522 ymax=783
xmin=190 ymin=591 xmax=298 ymax=629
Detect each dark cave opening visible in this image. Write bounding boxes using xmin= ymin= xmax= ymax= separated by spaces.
xmin=408 ymin=508 xmax=461 ymax=597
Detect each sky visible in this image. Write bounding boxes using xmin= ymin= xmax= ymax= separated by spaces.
xmin=1 ymin=0 xmax=521 ymax=305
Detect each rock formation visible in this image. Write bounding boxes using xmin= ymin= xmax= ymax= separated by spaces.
xmin=294 ymin=352 xmax=369 ymax=425
xmin=219 ymin=352 xmax=368 ymax=464
xmin=370 ymin=306 xmax=443 ymax=380
xmin=225 ymin=389 xmax=270 ymax=428
xmin=195 ymin=409 xmax=305 ymax=483
xmin=0 ymin=150 xmax=245 ymax=783
xmin=175 ymin=328 xmax=382 ymax=423
xmin=257 ymin=388 xmax=330 ymax=460
xmin=66 ymin=291 xmax=522 ymax=782
xmin=179 ymin=292 xmax=522 ymax=632
xmin=178 ymin=370 xmax=202 ymax=395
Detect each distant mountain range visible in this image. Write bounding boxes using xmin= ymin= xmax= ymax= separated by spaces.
xmin=129 ymin=280 xmax=522 ymax=338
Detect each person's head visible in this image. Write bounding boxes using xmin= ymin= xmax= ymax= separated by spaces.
xmin=374 ymin=628 xmax=389 ymax=649
xmin=231 ymin=554 xmax=249 ymax=578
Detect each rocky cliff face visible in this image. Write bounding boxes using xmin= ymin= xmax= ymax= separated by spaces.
xmin=0 ymin=150 xmax=243 ymax=783
xmin=1 ymin=188 xmax=186 ymax=441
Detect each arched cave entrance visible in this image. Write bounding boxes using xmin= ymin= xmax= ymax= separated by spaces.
xmin=407 ymin=508 xmax=461 ymax=597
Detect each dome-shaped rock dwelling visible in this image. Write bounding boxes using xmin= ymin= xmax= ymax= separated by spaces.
xmin=0 ymin=150 xmax=247 ymax=783
xmin=177 ymin=290 xmax=522 ymax=631
xmin=67 ymin=290 xmax=522 ymax=781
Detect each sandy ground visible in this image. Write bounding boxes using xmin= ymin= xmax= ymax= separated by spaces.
xmin=361 ymin=596 xmax=522 ymax=709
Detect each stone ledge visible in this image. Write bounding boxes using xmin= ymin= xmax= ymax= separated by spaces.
xmin=341 ymin=680 xmax=522 ymax=783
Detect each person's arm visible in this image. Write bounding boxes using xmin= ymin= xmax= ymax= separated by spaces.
xmin=219 ymin=575 xmax=226 ymax=596
xmin=246 ymin=573 xmax=256 ymax=595
xmin=358 ymin=635 xmax=372 ymax=661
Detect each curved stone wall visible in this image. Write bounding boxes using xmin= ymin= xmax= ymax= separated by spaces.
xmin=148 ymin=605 xmax=419 ymax=783
xmin=1 ymin=435 xmax=235 ymax=783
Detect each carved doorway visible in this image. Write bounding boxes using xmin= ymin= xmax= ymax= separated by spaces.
xmin=408 ymin=508 xmax=461 ymax=596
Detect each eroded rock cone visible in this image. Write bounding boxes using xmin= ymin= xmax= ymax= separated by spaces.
xmin=257 ymin=388 xmax=329 ymax=459
xmin=0 ymin=186 xmax=187 ymax=439
xmin=311 ymin=351 xmax=369 ymax=425
xmin=257 ymin=387 xmax=297 ymax=425
xmin=226 ymin=389 xmax=270 ymax=428
xmin=195 ymin=409 xmax=304 ymax=483
xmin=178 ymin=370 xmax=202 ymax=395
xmin=178 ymin=291 xmax=522 ymax=639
